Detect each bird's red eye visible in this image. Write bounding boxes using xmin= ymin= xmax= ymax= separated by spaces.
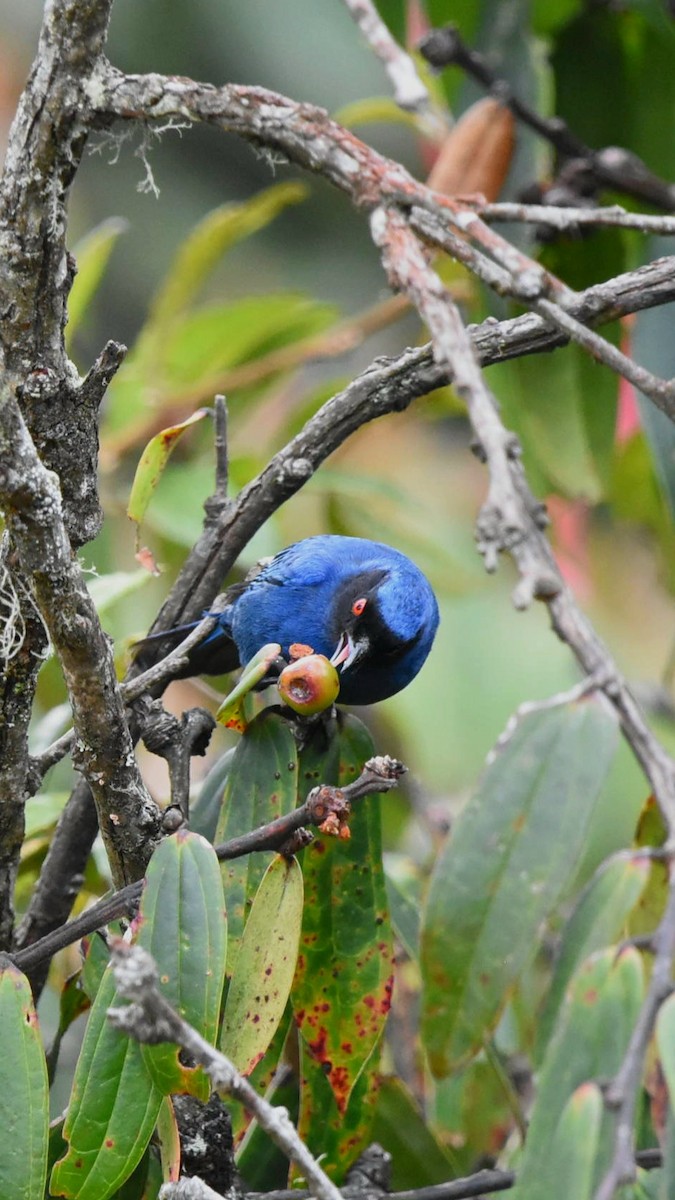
xmin=352 ymin=597 xmax=367 ymax=616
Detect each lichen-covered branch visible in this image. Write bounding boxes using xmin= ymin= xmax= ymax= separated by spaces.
xmin=0 ymin=381 xmax=160 ymax=888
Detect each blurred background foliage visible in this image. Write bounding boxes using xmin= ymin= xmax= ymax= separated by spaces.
xmin=5 ymin=0 xmax=675 ymax=1178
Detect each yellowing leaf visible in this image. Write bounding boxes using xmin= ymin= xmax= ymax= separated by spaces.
xmin=221 ymin=856 xmax=303 ymax=1075
xmin=127 ymin=408 xmax=208 ymax=536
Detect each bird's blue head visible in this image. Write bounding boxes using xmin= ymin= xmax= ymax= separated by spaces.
xmin=326 ymin=543 xmax=439 ymax=705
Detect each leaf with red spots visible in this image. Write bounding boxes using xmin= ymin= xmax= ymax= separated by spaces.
xmin=221 ymin=855 xmax=303 ymax=1074
xmin=136 ymin=830 xmax=227 ymax=1099
xmin=421 ymin=702 xmax=619 ymax=1076
xmin=292 ymin=1035 xmax=381 ymax=1185
xmin=50 ymin=963 xmax=162 ymax=1200
xmin=292 ymin=714 xmax=394 ymax=1126
xmin=215 ymin=713 xmax=298 ymax=976
xmin=0 ymin=961 xmax=48 ymax=1200
xmin=513 ymin=947 xmax=643 ymax=1199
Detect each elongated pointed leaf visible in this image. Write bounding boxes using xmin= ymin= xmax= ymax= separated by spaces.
xmin=127 ymin=409 xmax=209 ymax=533
xmin=216 ymin=644 xmax=283 ymax=733
xmin=216 ymin=713 xmax=298 ymax=972
xmin=0 ymin=960 xmax=48 ymax=1200
xmin=513 ymin=947 xmax=644 ymax=1200
xmin=147 ymin=184 xmax=308 ymax=330
xmin=542 ymin=1083 xmax=603 ymax=1200
xmin=656 ymin=993 xmax=675 ymax=1117
xmin=50 ymin=964 xmax=162 ymax=1200
xmin=190 ymin=746 xmax=236 ymax=842
xmin=421 ymin=701 xmax=619 ymax=1076
xmin=136 ymin=830 xmax=227 ymax=1098
xmin=536 ymin=852 xmax=650 ymax=1061
xmin=221 ymin=855 xmax=303 ymax=1074
xmin=292 ymin=714 xmax=394 ymax=1115
xmin=155 ymin=1098 xmax=180 ymax=1184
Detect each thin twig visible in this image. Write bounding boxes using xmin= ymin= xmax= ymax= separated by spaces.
xmin=11 ymin=755 xmax=406 ymax=973
xmin=341 ymin=0 xmax=432 ymax=116
xmin=28 ymin=602 xmax=228 ymax=788
xmin=213 ymin=394 xmax=229 ymax=501
xmin=478 ymin=201 xmax=675 ymax=235
xmin=410 ymin=204 xmax=675 ymax=420
xmin=418 ymin=25 xmax=675 ymax=211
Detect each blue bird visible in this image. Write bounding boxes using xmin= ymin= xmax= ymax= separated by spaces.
xmin=140 ymin=535 xmax=439 ymax=706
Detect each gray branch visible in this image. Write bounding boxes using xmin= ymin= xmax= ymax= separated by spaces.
xmin=108 ymin=941 xmax=343 ymax=1200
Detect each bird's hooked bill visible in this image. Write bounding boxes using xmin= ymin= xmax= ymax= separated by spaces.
xmin=330 ymin=632 xmax=366 ymax=672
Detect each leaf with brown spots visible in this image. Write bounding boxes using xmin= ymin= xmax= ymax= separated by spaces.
xmin=221 ymin=855 xmax=303 ymax=1075
xmin=292 ymin=715 xmax=394 ymax=1126
xmin=292 ymin=1035 xmax=381 ymax=1185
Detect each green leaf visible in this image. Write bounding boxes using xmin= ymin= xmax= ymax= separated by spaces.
xmin=47 ymin=969 xmax=92 ymax=1084
xmin=136 ymin=830 xmax=227 ymax=1098
xmin=234 ymin=1020 xmax=298 ymax=1189
xmin=190 ymin=747 xmax=236 ymax=843
xmin=421 ymin=701 xmax=620 ymax=1076
xmin=67 ymin=219 xmax=127 ymax=345
xmin=334 ymin=96 xmax=421 ymax=131
xmin=147 ymin=184 xmax=308 ymax=331
xmin=292 ymin=714 xmax=394 ymax=1114
xmin=50 ymin=964 xmax=162 ymax=1200
xmin=513 ymin=947 xmax=644 ymax=1199
xmin=87 ymin=571 xmax=153 ymax=616
xmin=540 ymin=1083 xmax=603 ymax=1200
xmin=155 ymin=1098 xmax=180 ymax=1186
xmin=25 ymin=791 xmax=69 ymax=838
xmin=0 ymin=960 xmax=48 ymax=1200
xmin=215 ymin=713 xmax=299 ymax=973
xmin=656 ymin=993 xmax=675 ymax=1132
xmin=103 ymin=293 xmax=337 ymax=440
xmin=490 ymin=340 xmax=618 ymax=501
xmin=127 ymin=409 xmax=209 ymax=535
xmin=216 ymin=643 xmax=283 ymax=733
xmin=532 ymin=0 xmax=582 ymax=35
xmin=221 ymin=855 xmax=303 ymax=1074
xmin=535 ymin=852 xmax=650 ymax=1060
